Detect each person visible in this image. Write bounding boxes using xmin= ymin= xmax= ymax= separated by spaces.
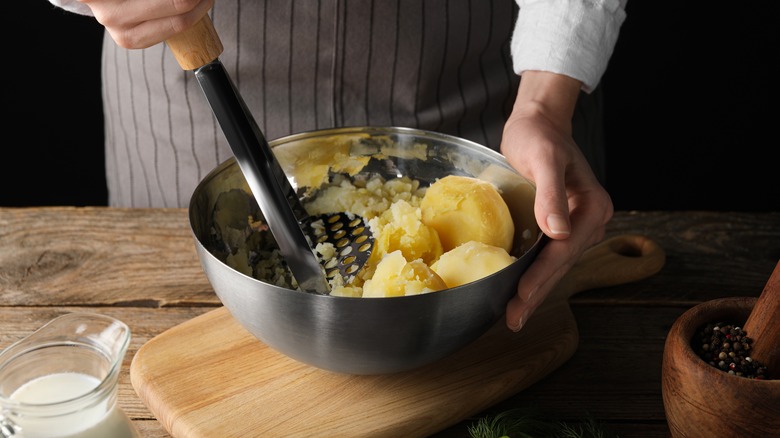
xmin=48 ymin=0 xmax=624 ymax=333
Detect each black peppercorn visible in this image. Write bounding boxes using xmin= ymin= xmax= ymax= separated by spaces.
xmin=691 ymin=322 xmax=772 ymax=380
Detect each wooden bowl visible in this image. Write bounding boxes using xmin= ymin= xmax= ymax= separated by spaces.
xmin=662 ymin=297 xmax=780 ymax=437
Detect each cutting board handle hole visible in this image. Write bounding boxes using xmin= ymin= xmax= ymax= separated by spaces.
xmin=608 ymin=234 xmax=658 ymax=259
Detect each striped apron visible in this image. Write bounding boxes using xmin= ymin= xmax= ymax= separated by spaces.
xmin=101 ymin=0 xmax=603 ymax=207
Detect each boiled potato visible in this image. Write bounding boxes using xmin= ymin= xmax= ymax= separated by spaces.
xmin=362 ymin=251 xmax=447 ymax=297
xmin=420 ymin=175 xmax=514 ymax=252
xmin=431 ymin=241 xmax=515 ymax=288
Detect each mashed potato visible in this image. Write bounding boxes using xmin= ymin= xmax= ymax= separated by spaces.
xmin=308 ymin=174 xmax=516 ymax=296
xmin=366 ymin=199 xmax=443 ymax=269
xmin=213 ymin=173 xmax=517 ymax=297
xmin=304 ymin=174 xmax=425 ymax=220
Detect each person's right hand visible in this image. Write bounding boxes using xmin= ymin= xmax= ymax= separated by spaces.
xmin=79 ymin=0 xmax=215 ymax=49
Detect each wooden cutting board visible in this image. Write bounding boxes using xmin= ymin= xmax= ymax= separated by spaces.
xmin=130 ymin=234 xmax=665 ymax=437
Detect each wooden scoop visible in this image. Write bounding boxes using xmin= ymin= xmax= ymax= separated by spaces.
xmin=743 ymin=259 xmax=780 ymax=373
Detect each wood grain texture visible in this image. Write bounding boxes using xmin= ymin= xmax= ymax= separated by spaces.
xmin=2 ymin=305 xmax=683 ymax=438
xmin=743 ymin=260 xmax=780 ymax=372
xmin=661 ymin=297 xmax=780 ymax=437
xmin=1 ymin=208 xmax=778 ymax=437
xmin=129 ymin=235 xmax=664 ymax=437
xmin=0 ymin=307 xmax=213 ymax=421
xmin=0 ymin=207 xmax=216 ymax=306
xmin=165 ymin=15 xmax=223 ymax=70
xmin=597 ymin=211 xmax=780 ymax=303
xmin=132 ymin=307 xmax=579 ymax=437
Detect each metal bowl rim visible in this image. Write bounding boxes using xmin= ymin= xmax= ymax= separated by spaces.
xmin=188 ymin=125 xmax=544 ymax=300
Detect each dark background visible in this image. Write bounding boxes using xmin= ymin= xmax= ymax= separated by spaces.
xmin=4 ymin=2 xmax=777 ymax=211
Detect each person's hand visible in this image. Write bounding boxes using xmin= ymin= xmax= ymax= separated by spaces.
xmin=500 ymin=70 xmax=613 ymax=332
xmin=79 ymin=0 xmax=215 ymax=49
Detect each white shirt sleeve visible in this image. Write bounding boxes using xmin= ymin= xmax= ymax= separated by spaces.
xmin=512 ymin=0 xmax=628 ymax=93
xmin=48 ymin=0 xmax=94 ymax=16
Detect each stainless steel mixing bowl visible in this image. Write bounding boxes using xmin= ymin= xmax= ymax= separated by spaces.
xmin=188 ymin=126 xmax=544 ymax=374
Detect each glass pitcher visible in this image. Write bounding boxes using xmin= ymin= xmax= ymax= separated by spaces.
xmin=0 ymin=313 xmax=139 ymax=438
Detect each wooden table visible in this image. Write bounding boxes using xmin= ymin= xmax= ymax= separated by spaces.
xmin=1 ymin=207 xmax=777 ymax=437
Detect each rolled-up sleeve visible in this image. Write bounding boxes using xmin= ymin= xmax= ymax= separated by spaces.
xmin=48 ymin=0 xmax=94 ymax=16
xmin=512 ymin=0 xmax=627 ymax=93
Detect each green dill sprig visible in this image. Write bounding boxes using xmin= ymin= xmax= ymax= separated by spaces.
xmin=467 ymin=409 xmax=619 ymax=438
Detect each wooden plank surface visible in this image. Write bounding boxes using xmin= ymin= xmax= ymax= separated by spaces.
xmin=2 ymin=304 xmax=679 ymax=434
xmin=2 ymin=208 xmax=776 ymax=307
xmin=0 ymin=305 xmax=680 ymax=438
xmin=128 ymin=231 xmax=665 ymax=437
xmin=1 ymin=208 xmax=778 ymax=437
xmin=0 ymin=207 xmax=216 ymax=306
